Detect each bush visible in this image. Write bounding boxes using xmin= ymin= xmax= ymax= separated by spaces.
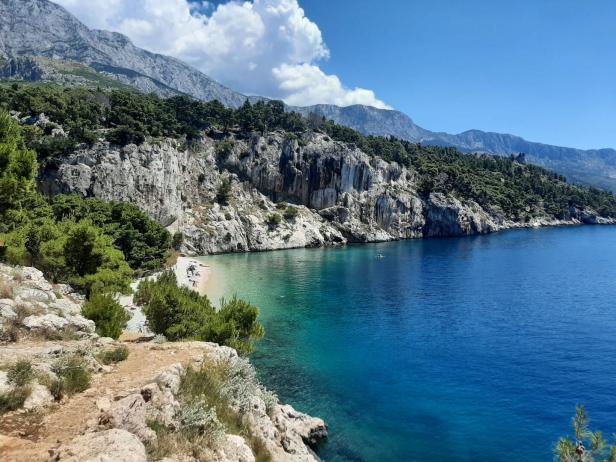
xmin=52 ymin=355 xmax=91 ymax=395
xmin=216 ymin=178 xmax=232 ymax=206
xmin=283 ymin=206 xmax=299 ymax=220
xmin=0 ymin=387 xmax=29 ymax=415
xmin=176 ymin=398 xmax=226 ymax=447
xmin=266 ymin=213 xmax=282 ymax=228
xmin=7 ymin=360 xmax=33 ymax=387
xmin=82 ymin=293 xmax=130 ymax=339
xmin=135 ymin=272 xmax=264 ymax=353
xmin=98 ymin=345 xmax=129 ymax=365
xmin=171 ymin=232 xmax=184 ymax=251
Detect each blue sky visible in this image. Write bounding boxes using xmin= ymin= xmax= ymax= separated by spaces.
xmin=297 ymin=0 xmax=616 ymax=150
xmin=57 ymin=0 xmax=616 ymax=150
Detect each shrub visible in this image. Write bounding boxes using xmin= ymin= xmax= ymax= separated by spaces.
xmin=266 ymin=213 xmax=281 ymax=228
xmin=52 ymin=355 xmax=91 ymax=395
xmin=0 ymin=387 xmax=29 ymax=415
xmin=82 ymin=293 xmax=130 ymax=339
xmin=98 ymin=345 xmax=129 ymax=365
xmin=176 ymin=398 xmax=226 ymax=447
xmin=283 ymin=206 xmax=299 ymax=220
xmin=171 ymin=232 xmax=184 ymax=251
xmin=215 ymin=178 xmax=232 ymax=206
xmin=7 ymin=360 xmax=33 ymax=387
xmin=135 ymin=272 xmax=264 ymax=353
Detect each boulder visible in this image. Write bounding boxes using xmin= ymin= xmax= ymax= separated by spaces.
xmin=22 ymin=313 xmax=95 ymax=334
xmin=54 ymin=429 xmax=147 ymax=462
xmin=155 ymin=363 xmax=184 ymax=395
xmin=140 ymin=382 xmax=180 ymax=427
xmin=97 ymin=393 xmax=157 ymax=445
xmin=23 ymin=383 xmax=54 ymax=410
xmin=272 ymin=404 xmax=328 ymax=447
xmin=13 ymin=286 xmax=55 ymax=304
xmin=219 ymin=434 xmax=256 ymax=462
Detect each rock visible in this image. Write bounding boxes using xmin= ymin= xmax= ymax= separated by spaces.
xmin=97 ymin=393 xmax=157 ymax=445
xmin=23 ymin=383 xmax=54 ymax=410
xmin=22 ymin=313 xmax=68 ymax=331
xmin=155 ymin=363 xmax=184 ymax=395
xmin=140 ymin=383 xmax=180 ymax=427
xmin=0 ymin=371 xmax=10 ymax=394
xmin=13 ymin=286 xmax=55 ymax=304
xmin=54 ymin=429 xmax=147 ymax=462
xmin=22 ymin=313 xmax=95 ymax=334
xmin=0 ymin=299 xmax=17 ymax=323
xmin=272 ymin=405 xmax=328 ymax=448
xmin=220 ymin=434 xmax=256 ymax=462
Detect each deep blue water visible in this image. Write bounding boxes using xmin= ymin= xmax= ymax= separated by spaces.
xmin=201 ymin=226 xmax=616 ymax=461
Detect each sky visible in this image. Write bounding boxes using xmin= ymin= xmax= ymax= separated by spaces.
xmin=53 ymin=0 xmax=616 ymax=150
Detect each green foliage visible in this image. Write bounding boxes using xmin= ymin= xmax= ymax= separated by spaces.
xmin=216 ymin=178 xmax=232 ymax=206
xmin=97 ymin=345 xmax=129 ymax=365
xmin=82 ymin=293 xmax=130 ymax=339
xmin=266 ymin=213 xmax=282 ymax=228
xmin=171 ymin=232 xmax=184 ymax=251
xmin=2 ymin=83 xmax=616 ymax=226
xmin=135 ymin=271 xmax=264 ymax=353
xmin=51 ymin=355 xmax=91 ymax=395
xmin=0 ymin=387 xmax=29 ymax=415
xmin=0 ymin=110 xmax=171 ymax=296
xmin=51 ymin=195 xmax=171 ymax=273
xmin=282 ymin=206 xmax=299 ymax=220
xmin=0 ymin=112 xmax=38 ymax=213
xmin=556 ymin=405 xmax=616 ymax=462
xmin=6 ymin=360 xmax=33 ymax=387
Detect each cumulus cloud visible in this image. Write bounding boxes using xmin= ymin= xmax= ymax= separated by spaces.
xmin=53 ymin=0 xmax=390 ymax=109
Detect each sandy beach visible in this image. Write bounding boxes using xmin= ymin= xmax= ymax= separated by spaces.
xmin=173 ymin=256 xmax=211 ymax=295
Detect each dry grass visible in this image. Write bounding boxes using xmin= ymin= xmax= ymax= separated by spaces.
xmin=147 ymin=360 xmax=272 ymax=462
xmin=0 ymin=278 xmax=15 ymax=299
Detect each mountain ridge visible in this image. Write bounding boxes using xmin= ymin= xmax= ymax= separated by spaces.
xmin=2 ymin=0 xmax=616 ymax=191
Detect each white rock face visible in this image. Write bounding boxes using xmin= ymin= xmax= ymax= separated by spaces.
xmin=55 ymin=429 xmax=147 ymax=462
xmin=42 ymin=132 xmax=605 ymax=256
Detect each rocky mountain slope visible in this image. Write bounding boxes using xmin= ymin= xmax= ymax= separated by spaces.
xmin=38 ymin=128 xmax=615 ymax=256
xmin=0 ymin=0 xmax=245 ymax=106
xmin=297 ymin=105 xmax=616 ymax=192
xmin=1 ymin=0 xmax=615 ymax=193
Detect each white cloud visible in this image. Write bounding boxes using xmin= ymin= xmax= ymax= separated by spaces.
xmin=53 ymin=0 xmax=390 ymax=109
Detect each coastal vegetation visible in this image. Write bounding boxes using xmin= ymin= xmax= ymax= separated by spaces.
xmin=134 ymin=271 xmax=264 ymax=354
xmin=0 ymin=110 xmax=170 ymax=299
xmin=2 ymin=83 xmax=616 ymax=222
xmin=556 ymin=405 xmax=616 ymax=462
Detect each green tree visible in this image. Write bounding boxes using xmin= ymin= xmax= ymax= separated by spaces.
xmin=82 ymin=293 xmax=130 ymax=339
xmin=0 ymin=112 xmax=37 ymax=212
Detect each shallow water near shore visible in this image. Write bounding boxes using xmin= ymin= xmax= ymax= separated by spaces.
xmin=199 ymin=226 xmax=616 ymax=461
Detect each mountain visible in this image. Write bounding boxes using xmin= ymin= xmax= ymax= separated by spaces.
xmin=297 ymin=105 xmax=616 ymax=192
xmin=0 ymin=0 xmax=246 ymax=107
xmin=2 ymin=0 xmax=616 ymax=191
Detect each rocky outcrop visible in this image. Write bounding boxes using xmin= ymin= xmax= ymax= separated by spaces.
xmin=54 ymin=429 xmax=148 ymax=462
xmin=39 ymin=130 xmax=612 ymax=255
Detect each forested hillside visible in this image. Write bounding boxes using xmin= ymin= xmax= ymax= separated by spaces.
xmin=3 ymin=83 xmax=616 ymax=223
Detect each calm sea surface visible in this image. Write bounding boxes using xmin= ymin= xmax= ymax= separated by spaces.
xmin=200 ymin=226 xmax=616 ymax=461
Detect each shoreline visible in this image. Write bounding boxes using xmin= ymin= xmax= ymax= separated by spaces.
xmin=173 ymin=256 xmax=211 ymax=296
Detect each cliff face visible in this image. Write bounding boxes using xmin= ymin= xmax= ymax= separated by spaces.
xmin=38 ymin=131 xmax=608 ymax=255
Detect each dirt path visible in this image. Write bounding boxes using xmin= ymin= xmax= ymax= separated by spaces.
xmin=0 ymin=340 xmax=208 ymax=462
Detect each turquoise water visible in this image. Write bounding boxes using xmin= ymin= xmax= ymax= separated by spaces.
xmin=201 ymin=226 xmax=616 ymax=461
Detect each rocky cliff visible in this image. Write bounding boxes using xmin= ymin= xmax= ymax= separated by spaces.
xmin=38 ymin=129 xmax=611 ymax=256
xmin=0 ymin=264 xmax=327 ymax=462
